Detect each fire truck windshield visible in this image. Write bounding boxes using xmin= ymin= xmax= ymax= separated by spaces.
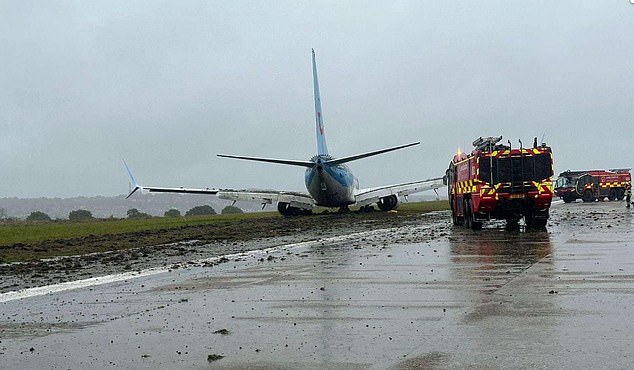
xmin=555 ymin=176 xmax=573 ymax=188
xmin=478 ymin=153 xmax=553 ymax=184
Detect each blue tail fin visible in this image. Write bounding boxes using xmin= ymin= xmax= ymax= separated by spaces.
xmin=312 ymin=49 xmax=329 ymax=156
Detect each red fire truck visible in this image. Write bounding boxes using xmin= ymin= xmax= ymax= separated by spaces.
xmin=554 ymin=169 xmax=631 ymax=203
xmin=444 ymin=136 xmax=554 ymax=229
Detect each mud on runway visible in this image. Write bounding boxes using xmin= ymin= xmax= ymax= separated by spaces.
xmin=1 ymin=202 xmax=634 ymax=369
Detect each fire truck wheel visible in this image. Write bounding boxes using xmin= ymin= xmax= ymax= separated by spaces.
xmin=582 ymin=189 xmax=595 ymax=202
xmin=563 ymin=194 xmax=574 ymax=203
xmin=452 ymin=212 xmax=461 ymax=226
xmin=608 ymin=189 xmax=617 ymax=201
xmin=506 ymin=219 xmax=520 ymax=228
xmin=463 ymin=200 xmax=471 ymax=228
xmin=531 ymin=218 xmax=547 ymax=228
xmin=450 ymin=197 xmax=461 ymax=225
xmin=526 ymin=210 xmax=548 ymax=229
xmin=471 ymin=220 xmax=482 ymax=230
xmin=464 ymin=199 xmax=482 ymax=230
xmin=616 ymin=188 xmax=625 ymax=201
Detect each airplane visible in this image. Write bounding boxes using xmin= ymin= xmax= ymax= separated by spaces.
xmin=125 ymin=49 xmax=444 ymax=216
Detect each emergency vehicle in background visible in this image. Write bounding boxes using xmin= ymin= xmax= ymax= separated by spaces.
xmin=444 ymin=136 xmax=554 ymax=229
xmin=554 ymin=169 xmax=631 ymax=203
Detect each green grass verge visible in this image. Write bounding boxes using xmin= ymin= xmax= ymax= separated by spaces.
xmin=392 ymin=199 xmax=448 ymax=213
xmin=0 ymin=211 xmax=279 ymax=246
xmin=0 ymin=200 xmax=448 ymax=247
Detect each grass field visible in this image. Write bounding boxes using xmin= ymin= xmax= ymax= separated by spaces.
xmin=0 ymin=211 xmax=280 ymax=246
xmin=0 ymin=200 xmax=449 ymax=262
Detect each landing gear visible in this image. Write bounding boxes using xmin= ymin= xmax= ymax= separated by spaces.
xmin=338 ymin=206 xmax=350 ymax=213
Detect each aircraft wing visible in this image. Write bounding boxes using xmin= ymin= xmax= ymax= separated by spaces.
xmin=129 ymin=184 xmax=314 ymax=210
xmin=354 ymin=177 xmax=445 ymax=207
xmin=217 ymin=189 xmax=316 ymax=210
xmin=124 ymin=160 xmax=314 ymax=209
xmin=124 ymin=161 xmax=220 ymax=198
xmin=128 ymin=185 xmax=219 ymax=198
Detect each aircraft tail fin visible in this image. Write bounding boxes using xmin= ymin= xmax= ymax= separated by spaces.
xmin=312 ymin=49 xmax=329 ymax=157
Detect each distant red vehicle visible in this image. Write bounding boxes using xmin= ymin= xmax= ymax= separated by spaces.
xmin=444 ymin=136 xmax=554 ymax=229
xmin=554 ymin=169 xmax=631 ymax=203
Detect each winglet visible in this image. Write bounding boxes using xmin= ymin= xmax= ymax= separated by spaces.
xmin=123 ymin=160 xmax=141 ymax=199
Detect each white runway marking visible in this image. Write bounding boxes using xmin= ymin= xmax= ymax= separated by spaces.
xmin=0 ymin=225 xmax=414 ymax=303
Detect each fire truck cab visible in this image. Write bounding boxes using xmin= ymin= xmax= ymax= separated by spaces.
xmin=444 ymin=136 xmax=554 ymax=229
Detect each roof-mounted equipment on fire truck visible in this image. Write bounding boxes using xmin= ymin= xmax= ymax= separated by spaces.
xmin=610 ymin=168 xmax=632 ymax=174
xmin=472 ymin=136 xmax=503 ymax=152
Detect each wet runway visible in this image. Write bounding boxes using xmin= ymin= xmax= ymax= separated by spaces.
xmin=2 ymin=202 xmax=634 ymax=369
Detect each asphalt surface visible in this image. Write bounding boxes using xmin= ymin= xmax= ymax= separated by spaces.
xmin=1 ymin=201 xmax=633 ymax=369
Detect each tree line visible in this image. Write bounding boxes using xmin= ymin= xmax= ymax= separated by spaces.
xmin=18 ymin=204 xmax=243 ymax=222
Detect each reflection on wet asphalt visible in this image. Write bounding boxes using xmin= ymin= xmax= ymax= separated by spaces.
xmin=1 ymin=202 xmax=633 ymax=369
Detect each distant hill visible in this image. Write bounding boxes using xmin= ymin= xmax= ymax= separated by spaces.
xmin=0 ymin=193 xmax=261 ymax=220
xmin=0 ymin=191 xmax=445 ymax=220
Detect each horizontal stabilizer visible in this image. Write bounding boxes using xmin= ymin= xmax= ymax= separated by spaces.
xmin=217 ymin=154 xmax=315 ymax=168
xmin=326 ymin=142 xmax=420 ymax=166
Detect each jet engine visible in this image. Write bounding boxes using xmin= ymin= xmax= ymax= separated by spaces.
xmin=377 ymin=195 xmax=399 ymax=211
xmin=277 ymin=202 xmax=312 ymax=216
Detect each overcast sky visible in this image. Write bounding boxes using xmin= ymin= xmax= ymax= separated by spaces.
xmin=1 ymin=1 xmax=633 ymax=198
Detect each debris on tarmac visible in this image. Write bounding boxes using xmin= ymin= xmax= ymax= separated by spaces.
xmin=207 ymin=354 xmax=224 ymax=362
